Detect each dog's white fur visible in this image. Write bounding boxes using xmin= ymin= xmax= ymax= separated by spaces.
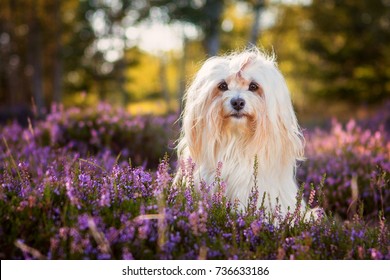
xmin=177 ymin=48 xmax=313 ymax=218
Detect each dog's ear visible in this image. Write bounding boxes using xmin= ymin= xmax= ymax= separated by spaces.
xmin=260 ymin=66 xmax=305 ymax=165
xmin=178 ymin=72 xmax=205 ymax=162
xmin=178 ymin=57 xmax=227 ymax=162
xmin=182 ymin=103 xmax=203 ymax=162
xmin=275 ymin=80 xmax=305 ymax=164
xmin=278 ymin=109 xmax=305 ymax=163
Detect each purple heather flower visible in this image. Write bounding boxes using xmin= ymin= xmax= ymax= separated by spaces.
xmin=97 ymin=253 xmax=111 ymax=260
xmin=237 ymin=216 xmax=246 ymax=228
xmin=122 ymin=248 xmax=134 ymax=260
xmin=308 ymin=188 xmax=316 ymax=207
xmin=64 ymin=166 xmax=80 ymax=208
xmin=138 ymin=221 xmax=150 ymax=240
xmin=250 ymin=220 xmax=262 ymax=236
xmin=78 ymin=214 xmax=90 ymax=231
xmin=59 ymin=227 xmax=69 ymax=239
xmin=156 ymin=159 xmax=171 ymax=195
xmin=189 ymin=203 xmax=207 ymax=236
xmin=186 ymin=177 xmax=195 ymax=198
xmin=119 ymin=222 xmax=136 ymax=242
xmin=215 ymin=161 xmax=223 ymax=178
xmin=185 ymin=158 xmax=196 ymax=186
xmin=350 ymin=228 xmax=365 ymax=242
xmin=50 ymin=237 xmax=60 ymax=251
xmin=212 ymin=181 xmax=227 ymax=205
xmin=99 ymin=178 xmax=111 ymax=207
xmin=78 ymin=174 xmax=91 ymax=186
xmin=369 ymin=248 xmax=383 ymax=260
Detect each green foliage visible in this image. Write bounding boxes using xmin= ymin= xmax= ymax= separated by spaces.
xmin=266 ymin=0 xmax=390 ymax=104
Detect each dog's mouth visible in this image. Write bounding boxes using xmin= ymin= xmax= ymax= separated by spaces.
xmin=229 ymin=113 xmax=247 ymax=119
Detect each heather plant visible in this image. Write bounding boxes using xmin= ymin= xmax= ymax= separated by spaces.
xmin=298 ymin=114 xmax=390 ymax=220
xmin=0 ymin=104 xmax=389 ymax=260
xmin=0 ymin=152 xmax=388 ymax=260
xmin=1 ymin=103 xmax=177 ymax=169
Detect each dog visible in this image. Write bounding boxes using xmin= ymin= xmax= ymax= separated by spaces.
xmin=177 ymin=48 xmax=317 ymax=220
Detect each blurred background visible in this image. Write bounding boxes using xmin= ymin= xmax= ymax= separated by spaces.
xmin=1 ymin=0 xmax=389 ymax=124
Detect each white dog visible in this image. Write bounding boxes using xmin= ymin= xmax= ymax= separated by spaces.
xmin=177 ymin=48 xmax=315 ymax=219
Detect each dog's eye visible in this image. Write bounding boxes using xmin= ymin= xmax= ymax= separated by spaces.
xmin=249 ymin=82 xmax=259 ymax=91
xmin=218 ymin=81 xmax=228 ymax=91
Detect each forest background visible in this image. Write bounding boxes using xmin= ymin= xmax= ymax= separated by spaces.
xmin=1 ymin=0 xmax=389 ymax=123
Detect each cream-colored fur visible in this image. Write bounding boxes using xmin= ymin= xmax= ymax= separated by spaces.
xmin=177 ymin=48 xmax=316 ymax=219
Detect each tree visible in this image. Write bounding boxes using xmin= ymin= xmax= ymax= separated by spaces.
xmin=248 ymin=0 xmax=265 ymax=46
xmin=0 ymin=0 xmax=143 ymax=113
xmin=301 ymin=0 xmax=390 ymax=104
xmin=139 ymin=0 xmax=225 ymax=57
xmin=264 ymin=0 xmax=390 ymax=106
xmin=28 ymin=3 xmax=45 ymax=116
xmin=0 ymin=0 xmax=79 ymax=115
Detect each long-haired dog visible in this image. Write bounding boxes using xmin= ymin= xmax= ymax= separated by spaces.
xmin=177 ymin=48 xmax=316 ymax=219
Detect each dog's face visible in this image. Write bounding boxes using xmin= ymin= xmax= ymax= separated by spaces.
xmin=185 ymin=52 xmax=278 ymax=137
xmin=179 ymin=49 xmax=304 ymax=164
xmin=216 ymin=66 xmax=265 ymax=134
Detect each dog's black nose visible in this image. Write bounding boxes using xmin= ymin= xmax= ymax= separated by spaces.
xmin=230 ymin=97 xmax=245 ymax=111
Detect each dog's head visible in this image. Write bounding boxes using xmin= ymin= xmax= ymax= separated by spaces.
xmin=179 ymin=49 xmax=304 ymax=165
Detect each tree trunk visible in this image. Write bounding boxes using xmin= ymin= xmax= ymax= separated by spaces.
xmin=203 ymin=0 xmax=224 ymax=57
xmin=1 ymin=25 xmax=19 ymax=106
xmin=248 ymin=0 xmax=264 ymax=46
xmin=1 ymin=1 xmax=24 ymax=108
xmin=53 ymin=0 xmax=63 ymax=104
xmin=28 ymin=4 xmax=45 ymax=116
